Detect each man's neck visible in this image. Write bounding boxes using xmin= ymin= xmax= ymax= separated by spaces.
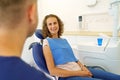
xmin=0 ymin=32 xmax=25 ymax=57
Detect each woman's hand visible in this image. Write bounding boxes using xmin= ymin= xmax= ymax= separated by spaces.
xmin=81 ymin=65 xmax=92 ymax=77
xmin=77 ymin=61 xmax=93 ymax=77
xmin=81 ymin=70 xmax=93 ymax=77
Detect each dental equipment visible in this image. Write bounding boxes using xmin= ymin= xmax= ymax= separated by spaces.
xmin=110 ymin=0 xmax=120 ymax=40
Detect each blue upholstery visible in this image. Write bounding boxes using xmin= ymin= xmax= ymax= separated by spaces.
xmin=29 ymin=29 xmax=58 ymax=80
xmin=29 ymin=29 xmax=49 ymax=74
xmin=32 ymin=42 xmax=49 ymax=74
xmin=35 ymin=29 xmax=44 ymax=39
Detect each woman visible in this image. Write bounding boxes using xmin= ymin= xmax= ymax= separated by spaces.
xmin=42 ymin=14 xmax=120 ymax=80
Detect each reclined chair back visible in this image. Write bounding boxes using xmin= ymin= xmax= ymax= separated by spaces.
xmin=29 ymin=29 xmax=49 ymax=74
xmin=29 ymin=29 xmax=58 ymax=80
xmin=32 ymin=42 xmax=49 ymax=73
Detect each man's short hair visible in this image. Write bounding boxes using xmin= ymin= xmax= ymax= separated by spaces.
xmin=0 ymin=0 xmax=26 ymax=24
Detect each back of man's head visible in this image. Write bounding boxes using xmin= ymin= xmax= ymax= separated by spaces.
xmin=0 ymin=0 xmax=36 ymax=29
xmin=0 ymin=0 xmax=26 ymax=27
xmin=0 ymin=0 xmax=38 ymax=57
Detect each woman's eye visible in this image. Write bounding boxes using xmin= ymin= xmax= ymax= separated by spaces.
xmin=48 ymin=23 xmax=52 ymax=26
xmin=54 ymin=22 xmax=57 ymax=25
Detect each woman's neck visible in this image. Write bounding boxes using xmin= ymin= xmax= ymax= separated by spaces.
xmin=51 ymin=33 xmax=59 ymax=38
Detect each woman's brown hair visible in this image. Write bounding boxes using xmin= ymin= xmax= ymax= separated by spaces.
xmin=42 ymin=14 xmax=64 ymax=38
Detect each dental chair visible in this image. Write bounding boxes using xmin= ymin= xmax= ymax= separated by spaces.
xmin=29 ymin=29 xmax=58 ymax=80
xmin=29 ymin=29 xmax=106 ymax=80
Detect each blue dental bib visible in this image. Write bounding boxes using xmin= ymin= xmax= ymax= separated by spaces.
xmin=47 ymin=38 xmax=78 ymax=65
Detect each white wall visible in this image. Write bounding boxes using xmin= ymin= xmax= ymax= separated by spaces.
xmin=37 ymin=0 xmax=114 ymax=31
xmin=22 ymin=0 xmax=120 ymax=63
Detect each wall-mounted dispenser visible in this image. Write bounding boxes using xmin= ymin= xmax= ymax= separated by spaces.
xmin=78 ymin=16 xmax=83 ymax=30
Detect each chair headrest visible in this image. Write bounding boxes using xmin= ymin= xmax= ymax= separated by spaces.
xmin=35 ymin=29 xmax=44 ymax=39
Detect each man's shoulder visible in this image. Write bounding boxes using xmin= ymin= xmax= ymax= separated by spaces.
xmin=0 ymin=56 xmax=50 ymax=80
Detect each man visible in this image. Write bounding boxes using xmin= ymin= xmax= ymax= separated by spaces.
xmin=0 ymin=0 xmax=50 ymax=80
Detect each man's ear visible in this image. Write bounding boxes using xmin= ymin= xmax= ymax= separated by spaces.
xmin=28 ymin=4 xmax=36 ymax=23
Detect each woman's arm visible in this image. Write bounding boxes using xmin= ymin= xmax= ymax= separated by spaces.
xmin=43 ymin=44 xmax=92 ymax=77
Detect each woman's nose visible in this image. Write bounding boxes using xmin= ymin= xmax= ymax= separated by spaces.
xmin=51 ymin=24 xmax=55 ymax=27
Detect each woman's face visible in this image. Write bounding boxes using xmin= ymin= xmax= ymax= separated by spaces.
xmin=46 ymin=17 xmax=59 ymax=37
